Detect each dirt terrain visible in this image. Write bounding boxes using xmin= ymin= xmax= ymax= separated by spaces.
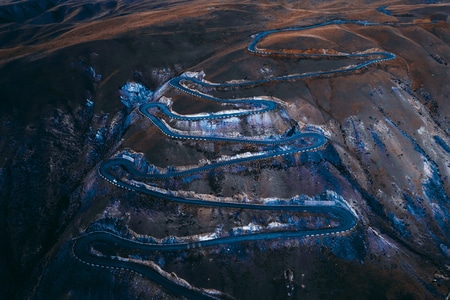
xmin=0 ymin=0 xmax=449 ymax=299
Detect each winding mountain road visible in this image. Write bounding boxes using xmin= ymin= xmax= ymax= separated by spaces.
xmin=73 ymin=19 xmax=397 ymax=299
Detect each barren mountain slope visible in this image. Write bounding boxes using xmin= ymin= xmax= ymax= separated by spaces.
xmin=0 ymin=1 xmax=449 ymax=299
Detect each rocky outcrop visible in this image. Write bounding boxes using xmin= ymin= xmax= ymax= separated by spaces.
xmin=0 ymin=79 xmax=130 ymax=299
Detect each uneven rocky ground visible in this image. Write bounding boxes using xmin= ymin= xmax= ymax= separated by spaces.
xmin=0 ymin=0 xmax=449 ymax=299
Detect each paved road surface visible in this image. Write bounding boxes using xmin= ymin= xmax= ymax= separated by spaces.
xmin=73 ymin=19 xmax=398 ymax=299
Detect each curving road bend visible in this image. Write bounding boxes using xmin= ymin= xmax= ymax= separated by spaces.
xmin=73 ymin=20 xmax=397 ymax=299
